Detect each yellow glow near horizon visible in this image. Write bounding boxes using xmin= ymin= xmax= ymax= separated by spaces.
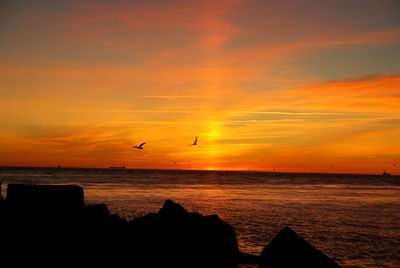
xmin=0 ymin=1 xmax=399 ymax=174
xmin=205 ymin=122 xmax=222 ymax=140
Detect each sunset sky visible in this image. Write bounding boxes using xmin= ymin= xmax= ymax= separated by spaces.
xmin=1 ymin=0 xmax=399 ymax=174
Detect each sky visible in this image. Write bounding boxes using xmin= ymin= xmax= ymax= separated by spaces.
xmin=0 ymin=0 xmax=399 ymax=174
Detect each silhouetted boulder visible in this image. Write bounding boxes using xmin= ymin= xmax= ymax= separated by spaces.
xmin=158 ymin=199 xmax=190 ymax=218
xmin=113 ymin=200 xmax=243 ymax=267
xmin=157 ymin=200 xmax=241 ymax=262
xmin=1 ymin=184 xmax=87 ymax=266
xmin=259 ymin=227 xmax=341 ymax=268
xmin=4 ymin=184 xmax=343 ymax=267
xmin=80 ymin=203 xmax=128 ymax=256
xmin=7 ymin=184 xmax=84 ymax=216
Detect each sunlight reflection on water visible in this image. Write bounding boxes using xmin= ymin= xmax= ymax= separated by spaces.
xmin=1 ymin=167 xmax=399 ymax=268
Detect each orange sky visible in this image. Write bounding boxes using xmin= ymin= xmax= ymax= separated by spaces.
xmin=1 ymin=0 xmax=399 ymax=174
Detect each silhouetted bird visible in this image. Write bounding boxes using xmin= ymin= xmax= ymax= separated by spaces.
xmin=190 ymin=136 xmax=198 ymax=146
xmin=133 ymin=142 xmax=146 ymax=149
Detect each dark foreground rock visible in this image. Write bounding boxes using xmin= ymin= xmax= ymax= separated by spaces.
xmin=0 ymin=184 xmax=340 ymax=267
xmin=7 ymin=184 xmax=84 ymax=208
xmin=110 ymin=199 xmax=247 ymax=267
xmin=259 ymin=227 xmax=341 ymax=268
xmin=6 ymin=184 xmax=84 ymax=221
xmin=0 ymin=184 xmax=253 ymax=267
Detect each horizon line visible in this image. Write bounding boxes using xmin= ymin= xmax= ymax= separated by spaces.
xmin=0 ymin=165 xmax=396 ymax=176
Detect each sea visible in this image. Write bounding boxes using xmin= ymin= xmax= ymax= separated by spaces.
xmin=0 ymin=167 xmax=399 ymax=268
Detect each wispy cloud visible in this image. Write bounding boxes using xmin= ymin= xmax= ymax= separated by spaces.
xmin=1 ymin=0 xmax=399 ymax=172
xmin=139 ymin=95 xmax=197 ymax=99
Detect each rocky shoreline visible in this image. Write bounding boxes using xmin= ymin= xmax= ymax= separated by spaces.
xmin=0 ymin=184 xmax=340 ymax=267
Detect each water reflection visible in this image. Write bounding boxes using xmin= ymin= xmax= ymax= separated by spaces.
xmin=81 ymin=182 xmax=400 ymax=268
xmin=1 ymin=167 xmax=399 ymax=268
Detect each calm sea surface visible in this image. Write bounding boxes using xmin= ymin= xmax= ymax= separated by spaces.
xmin=1 ymin=167 xmax=399 ymax=267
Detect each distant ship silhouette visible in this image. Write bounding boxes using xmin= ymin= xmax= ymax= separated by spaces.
xmin=109 ymin=166 xmax=126 ymax=169
xmin=382 ymin=171 xmax=391 ymax=177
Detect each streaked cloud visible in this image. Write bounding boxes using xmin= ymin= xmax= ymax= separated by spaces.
xmin=0 ymin=0 xmax=399 ymax=173
xmin=139 ymin=95 xmax=198 ymax=99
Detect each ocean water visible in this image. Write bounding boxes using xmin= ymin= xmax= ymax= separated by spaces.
xmin=0 ymin=167 xmax=399 ymax=267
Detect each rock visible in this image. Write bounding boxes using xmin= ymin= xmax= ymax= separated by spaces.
xmin=259 ymin=227 xmax=341 ymax=268
xmin=5 ymin=184 xmax=85 ymax=254
xmin=157 ymin=201 xmax=241 ymax=261
xmin=6 ymin=184 xmax=84 ymax=216
xmin=158 ymin=199 xmax=190 ymax=218
xmin=80 ymin=203 xmax=128 ymax=255
xmin=2 ymin=184 xmax=86 ymax=266
xmin=203 ymin=214 xmax=240 ymax=257
xmin=4 ymin=185 xmax=343 ymax=267
xmin=82 ymin=204 xmax=111 ymax=225
xmin=115 ymin=200 xmax=242 ymax=267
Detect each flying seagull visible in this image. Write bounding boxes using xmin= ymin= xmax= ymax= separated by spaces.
xmin=190 ymin=136 xmax=198 ymax=146
xmin=133 ymin=142 xmax=146 ymax=149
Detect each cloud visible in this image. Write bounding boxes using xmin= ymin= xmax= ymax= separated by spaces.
xmin=139 ymin=95 xmax=197 ymax=99
xmin=285 ymin=73 xmax=400 ymax=113
xmin=1 ymin=1 xmax=399 ymax=172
